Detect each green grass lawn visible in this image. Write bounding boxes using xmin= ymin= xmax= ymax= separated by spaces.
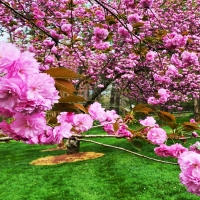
xmin=0 ymin=125 xmax=200 ymax=200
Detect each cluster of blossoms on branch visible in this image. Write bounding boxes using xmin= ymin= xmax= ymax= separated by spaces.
xmin=139 ymin=116 xmax=200 ymax=196
xmin=1 ymin=0 xmax=200 ymax=108
xmin=0 ymin=42 xmax=132 ymax=144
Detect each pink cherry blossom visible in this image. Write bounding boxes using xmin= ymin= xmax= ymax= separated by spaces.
xmin=178 ymin=151 xmax=200 ymax=196
xmin=139 ymin=116 xmax=156 ymax=127
xmin=168 ymin=143 xmax=188 ymax=158
xmin=26 ymin=73 xmax=59 ymax=110
xmin=192 ymin=132 xmax=199 ymax=138
xmin=0 ymin=77 xmax=22 ymax=111
xmin=53 ymin=123 xmax=73 ymax=142
xmin=154 ymin=144 xmax=172 ymax=157
xmin=7 ymin=51 xmax=39 ymax=80
xmin=189 ymin=142 xmax=200 ymax=154
xmin=57 ymin=112 xmax=75 ymax=124
xmin=10 ymin=112 xmax=46 ymax=139
xmin=0 ymin=41 xmax=20 ymax=73
xmin=163 ymin=32 xmax=188 ymax=49
xmin=94 ymin=27 xmax=109 ymax=41
xmin=155 ymin=143 xmax=188 ymax=158
xmin=88 ymin=102 xmax=106 ymax=121
xmin=190 ymin=118 xmax=196 ymax=123
xmin=147 ymin=127 xmax=167 ymax=145
xmin=73 ymin=113 xmax=93 ymax=133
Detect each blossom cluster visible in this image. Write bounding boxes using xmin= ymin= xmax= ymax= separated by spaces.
xmin=88 ymin=102 xmax=132 ymax=138
xmin=148 ymin=88 xmax=170 ymax=105
xmin=0 ymin=42 xmax=132 ymax=144
xmin=154 ymin=141 xmax=200 ymax=196
xmin=0 ymin=41 xmax=60 ymax=143
xmin=178 ymin=151 xmax=200 ymax=196
xmin=0 ymin=42 xmax=59 ymax=115
xmin=139 ymin=116 xmax=167 ymax=145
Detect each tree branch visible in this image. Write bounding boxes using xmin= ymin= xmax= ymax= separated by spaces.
xmin=77 ymin=138 xmax=178 ymax=165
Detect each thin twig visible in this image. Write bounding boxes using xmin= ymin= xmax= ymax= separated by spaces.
xmin=71 ymin=134 xmax=126 ymax=138
xmin=77 ymin=138 xmax=178 ymax=165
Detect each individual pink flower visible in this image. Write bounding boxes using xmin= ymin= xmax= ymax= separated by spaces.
xmin=53 ymin=123 xmax=73 ymax=142
xmin=0 ymin=120 xmax=18 ymax=140
xmin=57 ymin=112 xmax=75 ymax=124
xmin=146 ymin=51 xmax=156 ymax=62
xmin=139 ymin=116 xmax=156 ymax=127
xmin=189 ymin=142 xmax=200 ymax=154
xmin=102 ymin=110 xmax=119 ymax=124
xmin=178 ymin=151 xmax=200 ymax=196
xmin=61 ymin=23 xmax=72 ymax=37
xmin=118 ymin=25 xmax=132 ymax=38
xmin=158 ymin=88 xmax=170 ymax=103
xmin=103 ymin=123 xmax=114 ymax=135
xmin=147 ymin=127 xmax=167 ymax=145
xmin=0 ymin=77 xmax=22 ymax=111
xmin=7 ymin=51 xmax=39 ymax=80
xmin=10 ymin=112 xmax=46 ymax=139
xmin=26 ymin=73 xmax=59 ymax=110
xmin=166 ymin=64 xmax=178 ymax=76
xmin=44 ymin=56 xmax=54 ymax=64
xmin=168 ymin=143 xmax=188 ymax=158
xmin=147 ymin=96 xmax=159 ymax=105
xmin=163 ymin=32 xmax=188 ymax=49
xmin=127 ymin=14 xmax=141 ymax=23
xmin=154 ymin=144 xmax=172 ymax=157
xmin=116 ymin=124 xmax=132 ymax=137
xmin=181 ymin=51 xmax=199 ymax=67
xmin=124 ymin=0 xmax=135 ymax=9
xmin=0 ymin=41 xmax=21 ymax=73
xmin=0 ymin=107 xmax=14 ymax=118
xmin=95 ymin=10 xmax=105 ymax=21
xmin=28 ymin=125 xmax=55 ymax=145
xmin=155 ymin=144 xmax=188 ymax=158
xmin=73 ymin=113 xmax=93 ymax=133
xmin=93 ymin=27 xmax=109 ymax=41
xmin=43 ymin=39 xmax=55 ymax=48
xmin=192 ymin=132 xmax=199 ymax=138
xmin=88 ymin=102 xmax=106 ymax=121
xmin=190 ymin=118 xmax=196 ymax=123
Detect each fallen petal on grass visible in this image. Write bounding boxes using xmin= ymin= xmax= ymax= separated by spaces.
xmin=30 ymin=152 xmax=105 ymax=165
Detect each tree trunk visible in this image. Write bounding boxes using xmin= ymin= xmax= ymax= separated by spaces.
xmin=66 ymin=139 xmax=80 ymax=154
xmin=115 ymin=90 xmax=120 ymax=114
xmin=194 ymin=98 xmax=200 ymax=122
xmin=110 ymin=82 xmax=115 ymax=110
xmin=84 ymin=85 xmax=90 ymax=100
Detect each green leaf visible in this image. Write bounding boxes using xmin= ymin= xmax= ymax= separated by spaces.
xmin=59 ymin=95 xmax=86 ymax=103
xmin=51 ymin=103 xmax=79 ymax=112
xmin=131 ymin=140 xmax=142 ymax=151
xmin=45 ymin=68 xmax=80 ymax=79
xmin=132 ymin=104 xmax=149 ymax=112
xmin=182 ymin=122 xmax=199 ymax=131
xmin=113 ymin=122 xmax=119 ymax=132
xmin=55 ymin=79 xmax=77 ymax=94
xmin=157 ymin=111 xmax=176 ymax=123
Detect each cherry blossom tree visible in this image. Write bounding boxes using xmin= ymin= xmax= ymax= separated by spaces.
xmin=0 ymin=0 xmax=200 ymax=196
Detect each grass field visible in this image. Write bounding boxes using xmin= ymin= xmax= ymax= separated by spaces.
xmin=0 ymin=115 xmax=200 ymax=200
